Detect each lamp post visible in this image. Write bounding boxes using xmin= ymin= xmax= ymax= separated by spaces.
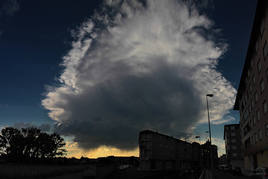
xmin=206 ymin=94 xmax=213 ymax=144
xmin=206 ymin=94 xmax=214 ymax=178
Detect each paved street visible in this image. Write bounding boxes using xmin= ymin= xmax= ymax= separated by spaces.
xmin=214 ymin=171 xmax=255 ymax=179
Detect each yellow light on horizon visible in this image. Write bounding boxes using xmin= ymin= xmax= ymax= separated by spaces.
xmin=65 ymin=141 xmax=139 ymax=159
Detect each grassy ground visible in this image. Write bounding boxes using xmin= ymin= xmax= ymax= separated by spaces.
xmin=0 ymin=164 xmax=91 ymax=179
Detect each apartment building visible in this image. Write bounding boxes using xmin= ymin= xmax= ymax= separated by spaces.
xmin=224 ymin=124 xmax=243 ymax=170
xmin=138 ymin=130 xmax=218 ymax=171
xmin=234 ymin=0 xmax=268 ymax=170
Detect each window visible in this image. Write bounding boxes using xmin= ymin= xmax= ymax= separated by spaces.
xmin=256 ymin=39 xmax=259 ymax=52
xmin=231 ymin=139 xmax=236 ymax=143
xmin=231 ymin=126 xmax=235 ymax=130
xmin=261 ymin=80 xmax=265 ymax=92
xmin=253 ymin=75 xmax=256 ymax=84
xmin=253 ymin=116 xmax=256 ymax=125
xmin=258 ymin=59 xmax=262 ymax=72
xmin=231 ymin=132 xmax=236 ymax=136
xmin=261 ymin=20 xmax=265 ymax=37
xmin=250 ymin=83 xmax=253 ymax=92
xmin=264 ymin=41 xmax=268 ymax=57
xmin=248 ymin=70 xmax=251 ymax=79
xmin=233 ymin=153 xmax=237 ymax=157
xmin=255 ymin=92 xmax=259 ymax=102
xmin=264 ymin=101 xmax=267 ymax=113
xmin=245 ymin=138 xmax=251 ymax=148
xmin=244 ymin=109 xmax=249 ymax=120
xmin=241 ymin=101 xmax=244 ymax=111
xmin=251 ymin=136 xmax=254 ymax=145
xmin=251 ymin=60 xmax=254 ymax=68
xmin=257 ymin=110 xmax=261 ymax=121
xmin=255 ymin=133 xmax=258 ymax=143
xmin=232 ymin=146 xmax=237 ymax=150
xmin=266 ymin=124 xmax=268 ymax=136
xmin=259 ymin=130 xmax=263 ymax=140
xmin=244 ymin=95 xmax=248 ymax=105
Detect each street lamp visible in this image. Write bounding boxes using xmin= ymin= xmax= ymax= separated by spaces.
xmin=206 ymin=94 xmax=213 ymax=144
xmin=206 ymin=94 xmax=214 ymax=173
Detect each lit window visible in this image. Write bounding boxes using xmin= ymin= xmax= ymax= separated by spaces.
xmin=258 ymin=59 xmax=262 ymax=72
xmin=264 ymin=101 xmax=267 ymax=113
xmin=261 ymin=80 xmax=265 ymax=92
xmin=264 ymin=41 xmax=268 ymax=57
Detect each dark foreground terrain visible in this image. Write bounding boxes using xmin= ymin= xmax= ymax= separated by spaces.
xmin=1 ymin=164 xmax=263 ymax=179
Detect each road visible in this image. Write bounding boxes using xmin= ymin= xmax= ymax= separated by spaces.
xmin=49 ymin=166 xmax=96 ymax=179
xmin=215 ymin=170 xmax=258 ymax=179
xmin=48 ymin=168 xmax=258 ymax=179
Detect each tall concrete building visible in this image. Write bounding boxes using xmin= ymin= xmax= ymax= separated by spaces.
xmin=224 ymin=124 xmax=243 ymax=170
xmin=234 ymin=0 xmax=268 ymax=170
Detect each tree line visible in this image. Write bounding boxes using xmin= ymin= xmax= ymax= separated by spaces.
xmin=0 ymin=127 xmax=66 ymax=161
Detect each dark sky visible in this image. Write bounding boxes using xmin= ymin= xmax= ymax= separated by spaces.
xmin=0 ymin=0 xmax=101 ymax=125
xmin=0 ymin=0 xmax=257 ymax=152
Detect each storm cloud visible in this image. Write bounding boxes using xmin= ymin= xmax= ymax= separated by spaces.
xmin=42 ymin=0 xmax=236 ymax=150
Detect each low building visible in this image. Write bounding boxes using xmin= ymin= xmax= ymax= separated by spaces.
xmin=139 ymin=130 xmax=218 ymax=171
xmin=224 ymin=124 xmax=244 ymax=170
xmin=200 ymin=141 xmax=218 ymax=169
xmin=219 ymin=154 xmax=227 ymax=166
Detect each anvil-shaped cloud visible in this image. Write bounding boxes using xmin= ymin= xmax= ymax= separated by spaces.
xmin=42 ymin=0 xmax=236 ymax=150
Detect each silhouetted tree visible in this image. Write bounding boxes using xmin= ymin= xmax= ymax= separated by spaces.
xmin=0 ymin=127 xmax=24 ymax=160
xmin=0 ymin=127 xmax=66 ymax=161
xmin=21 ymin=127 xmax=41 ymax=159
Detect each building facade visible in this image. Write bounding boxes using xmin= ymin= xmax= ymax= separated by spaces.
xmin=138 ymin=130 xmax=218 ymax=171
xmin=224 ymin=124 xmax=243 ymax=170
xmin=234 ymin=0 xmax=268 ymax=171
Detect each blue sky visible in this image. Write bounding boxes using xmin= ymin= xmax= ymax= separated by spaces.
xmin=0 ymin=0 xmax=257 ymax=156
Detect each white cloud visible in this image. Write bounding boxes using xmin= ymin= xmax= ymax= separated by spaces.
xmin=42 ymin=0 xmax=236 ymax=150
